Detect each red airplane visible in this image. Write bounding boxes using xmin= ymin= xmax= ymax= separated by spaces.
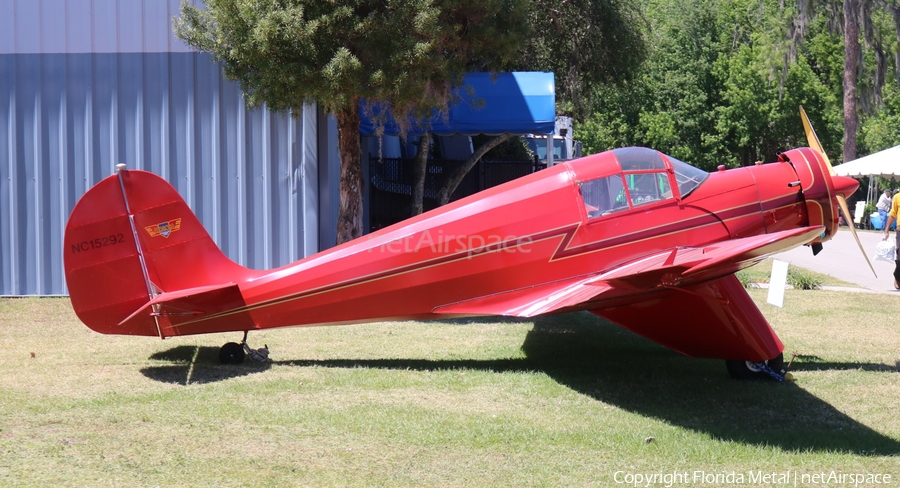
xmin=63 ymin=109 xmax=869 ymax=379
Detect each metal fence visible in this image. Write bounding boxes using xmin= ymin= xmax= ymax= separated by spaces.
xmin=369 ymin=157 xmax=541 ymax=231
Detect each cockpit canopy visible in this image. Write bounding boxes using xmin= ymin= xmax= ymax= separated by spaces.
xmin=578 ymin=147 xmax=708 ymax=219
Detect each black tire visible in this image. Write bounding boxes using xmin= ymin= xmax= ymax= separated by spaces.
xmin=219 ymin=342 xmax=246 ymax=365
xmin=725 ymin=353 xmax=785 ymax=380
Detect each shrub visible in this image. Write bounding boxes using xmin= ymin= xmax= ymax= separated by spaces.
xmin=735 ymin=270 xmax=753 ymax=288
xmin=787 ymin=268 xmax=822 ymax=290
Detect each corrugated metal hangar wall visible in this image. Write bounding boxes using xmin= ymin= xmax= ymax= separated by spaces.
xmin=0 ymin=0 xmax=340 ymax=296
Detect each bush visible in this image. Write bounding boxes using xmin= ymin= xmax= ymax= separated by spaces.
xmin=735 ymin=270 xmax=753 ymax=288
xmin=787 ymin=268 xmax=822 ymax=290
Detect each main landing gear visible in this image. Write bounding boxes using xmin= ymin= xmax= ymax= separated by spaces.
xmin=219 ymin=331 xmax=270 ymax=365
xmin=725 ymin=353 xmax=787 ymax=381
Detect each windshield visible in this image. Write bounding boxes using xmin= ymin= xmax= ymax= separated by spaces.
xmin=613 ymin=147 xmax=666 ymax=171
xmin=666 ymin=155 xmax=708 ymax=197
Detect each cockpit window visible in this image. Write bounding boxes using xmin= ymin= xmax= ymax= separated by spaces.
xmin=613 ymin=147 xmax=666 ymax=171
xmin=579 ymin=148 xmax=708 ymax=220
xmin=580 ymin=175 xmax=629 ymax=218
xmin=667 ymin=155 xmax=708 ymax=197
xmin=626 ymin=172 xmax=672 ymax=207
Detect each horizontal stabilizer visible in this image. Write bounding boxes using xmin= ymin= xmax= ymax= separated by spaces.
xmin=118 ymin=282 xmax=256 ymax=337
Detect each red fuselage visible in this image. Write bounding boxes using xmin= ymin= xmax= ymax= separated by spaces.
xmin=64 ymin=146 xmax=854 ymax=362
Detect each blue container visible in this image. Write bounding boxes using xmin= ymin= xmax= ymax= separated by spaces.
xmin=871 ymin=214 xmax=897 ymax=230
xmin=872 ymin=214 xmax=884 ymax=230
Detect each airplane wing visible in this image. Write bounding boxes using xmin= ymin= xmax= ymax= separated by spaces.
xmin=432 ymin=226 xmax=824 ymax=318
xmin=592 ymin=274 xmax=784 ymax=361
xmin=433 ymin=274 xmax=612 ymax=317
xmin=601 ymin=225 xmax=825 ymax=289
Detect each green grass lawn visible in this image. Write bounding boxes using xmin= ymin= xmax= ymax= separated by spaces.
xmin=1 ymin=269 xmax=899 ymax=487
xmin=736 ymin=259 xmax=859 ymax=288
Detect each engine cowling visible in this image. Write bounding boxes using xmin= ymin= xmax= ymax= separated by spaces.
xmin=779 ymin=147 xmax=858 ymax=246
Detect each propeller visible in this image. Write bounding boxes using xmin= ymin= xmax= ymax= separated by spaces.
xmin=799 ymin=106 xmax=877 ymax=278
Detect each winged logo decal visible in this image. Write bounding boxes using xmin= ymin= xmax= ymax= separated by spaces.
xmin=145 ymin=218 xmax=182 ymax=238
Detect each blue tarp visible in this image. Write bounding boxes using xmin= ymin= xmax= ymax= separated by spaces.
xmin=359 ymin=72 xmax=555 ymax=136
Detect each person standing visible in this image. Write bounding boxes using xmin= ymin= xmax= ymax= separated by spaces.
xmin=881 ymin=190 xmax=900 ymax=289
xmin=877 ymin=189 xmax=892 ymax=229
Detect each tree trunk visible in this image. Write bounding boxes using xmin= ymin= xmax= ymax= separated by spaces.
xmin=410 ymin=133 xmax=430 ymax=216
xmin=843 ymin=0 xmax=859 ymax=163
xmin=335 ymin=102 xmax=364 ymax=244
xmin=436 ymin=134 xmax=513 ymax=205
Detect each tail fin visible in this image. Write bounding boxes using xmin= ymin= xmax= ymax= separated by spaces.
xmin=64 ymin=169 xmax=258 ymax=337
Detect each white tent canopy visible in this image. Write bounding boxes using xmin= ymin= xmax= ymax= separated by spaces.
xmin=833 ymin=144 xmax=900 ymax=221
xmin=833 ymin=144 xmax=900 ymax=178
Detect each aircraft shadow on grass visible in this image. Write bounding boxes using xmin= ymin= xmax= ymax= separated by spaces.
xmin=142 ymin=312 xmax=900 ymax=455
xmin=142 ymin=346 xmax=271 ymax=385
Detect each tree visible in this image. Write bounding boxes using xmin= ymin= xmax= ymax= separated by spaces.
xmin=175 ymin=0 xmax=529 ymax=244
xmin=514 ymin=0 xmax=648 ymax=120
xmin=410 ymin=133 xmax=430 ymax=216
xmin=862 ymin=82 xmax=900 ymax=150
xmin=410 ymin=0 xmax=649 ymax=216
xmin=844 ymin=0 xmax=861 ymax=162
xmin=579 ymin=0 xmax=850 ymax=169
xmin=580 ymin=0 xmax=900 ymax=174
xmin=578 ymin=0 xmax=728 ymax=168
xmin=407 ymin=0 xmax=649 ymax=215
xmin=436 ymin=134 xmax=513 ymax=205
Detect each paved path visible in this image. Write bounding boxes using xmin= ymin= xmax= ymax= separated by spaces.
xmin=772 ymin=227 xmax=899 ymax=293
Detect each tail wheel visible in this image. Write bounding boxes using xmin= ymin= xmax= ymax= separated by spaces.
xmin=219 ymin=342 xmax=246 ymax=365
xmin=726 ymin=353 xmax=784 ymax=380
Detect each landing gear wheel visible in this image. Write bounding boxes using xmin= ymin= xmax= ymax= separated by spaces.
xmin=726 ymin=353 xmax=784 ymax=380
xmin=220 ymin=342 xmax=246 ymax=365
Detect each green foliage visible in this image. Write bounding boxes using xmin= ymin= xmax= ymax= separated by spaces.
xmin=735 ymin=269 xmax=754 ymax=288
xmin=787 ymin=267 xmax=823 ymax=290
xmin=734 ymin=259 xmax=843 ymax=290
xmin=578 ymin=0 xmax=729 ymax=167
xmin=861 ymin=82 xmax=900 ymax=153
xmin=711 ymin=49 xmax=841 ymax=167
xmin=175 ymin=0 xmax=531 ymax=242
xmin=577 ymin=0 xmax=898 ymax=169
xmin=514 ymin=0 xmax=648 ymax=119
xmin=175 ymin=0 xmax=530 ymax=121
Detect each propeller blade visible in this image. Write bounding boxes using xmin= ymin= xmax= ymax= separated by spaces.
xmin=837 ymin=194 xmax=877 ymax=277
xmin=799 ymin=106 xmax=835 ymax=174
xmin=799 ymin=106 xmax=877 ymax=277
